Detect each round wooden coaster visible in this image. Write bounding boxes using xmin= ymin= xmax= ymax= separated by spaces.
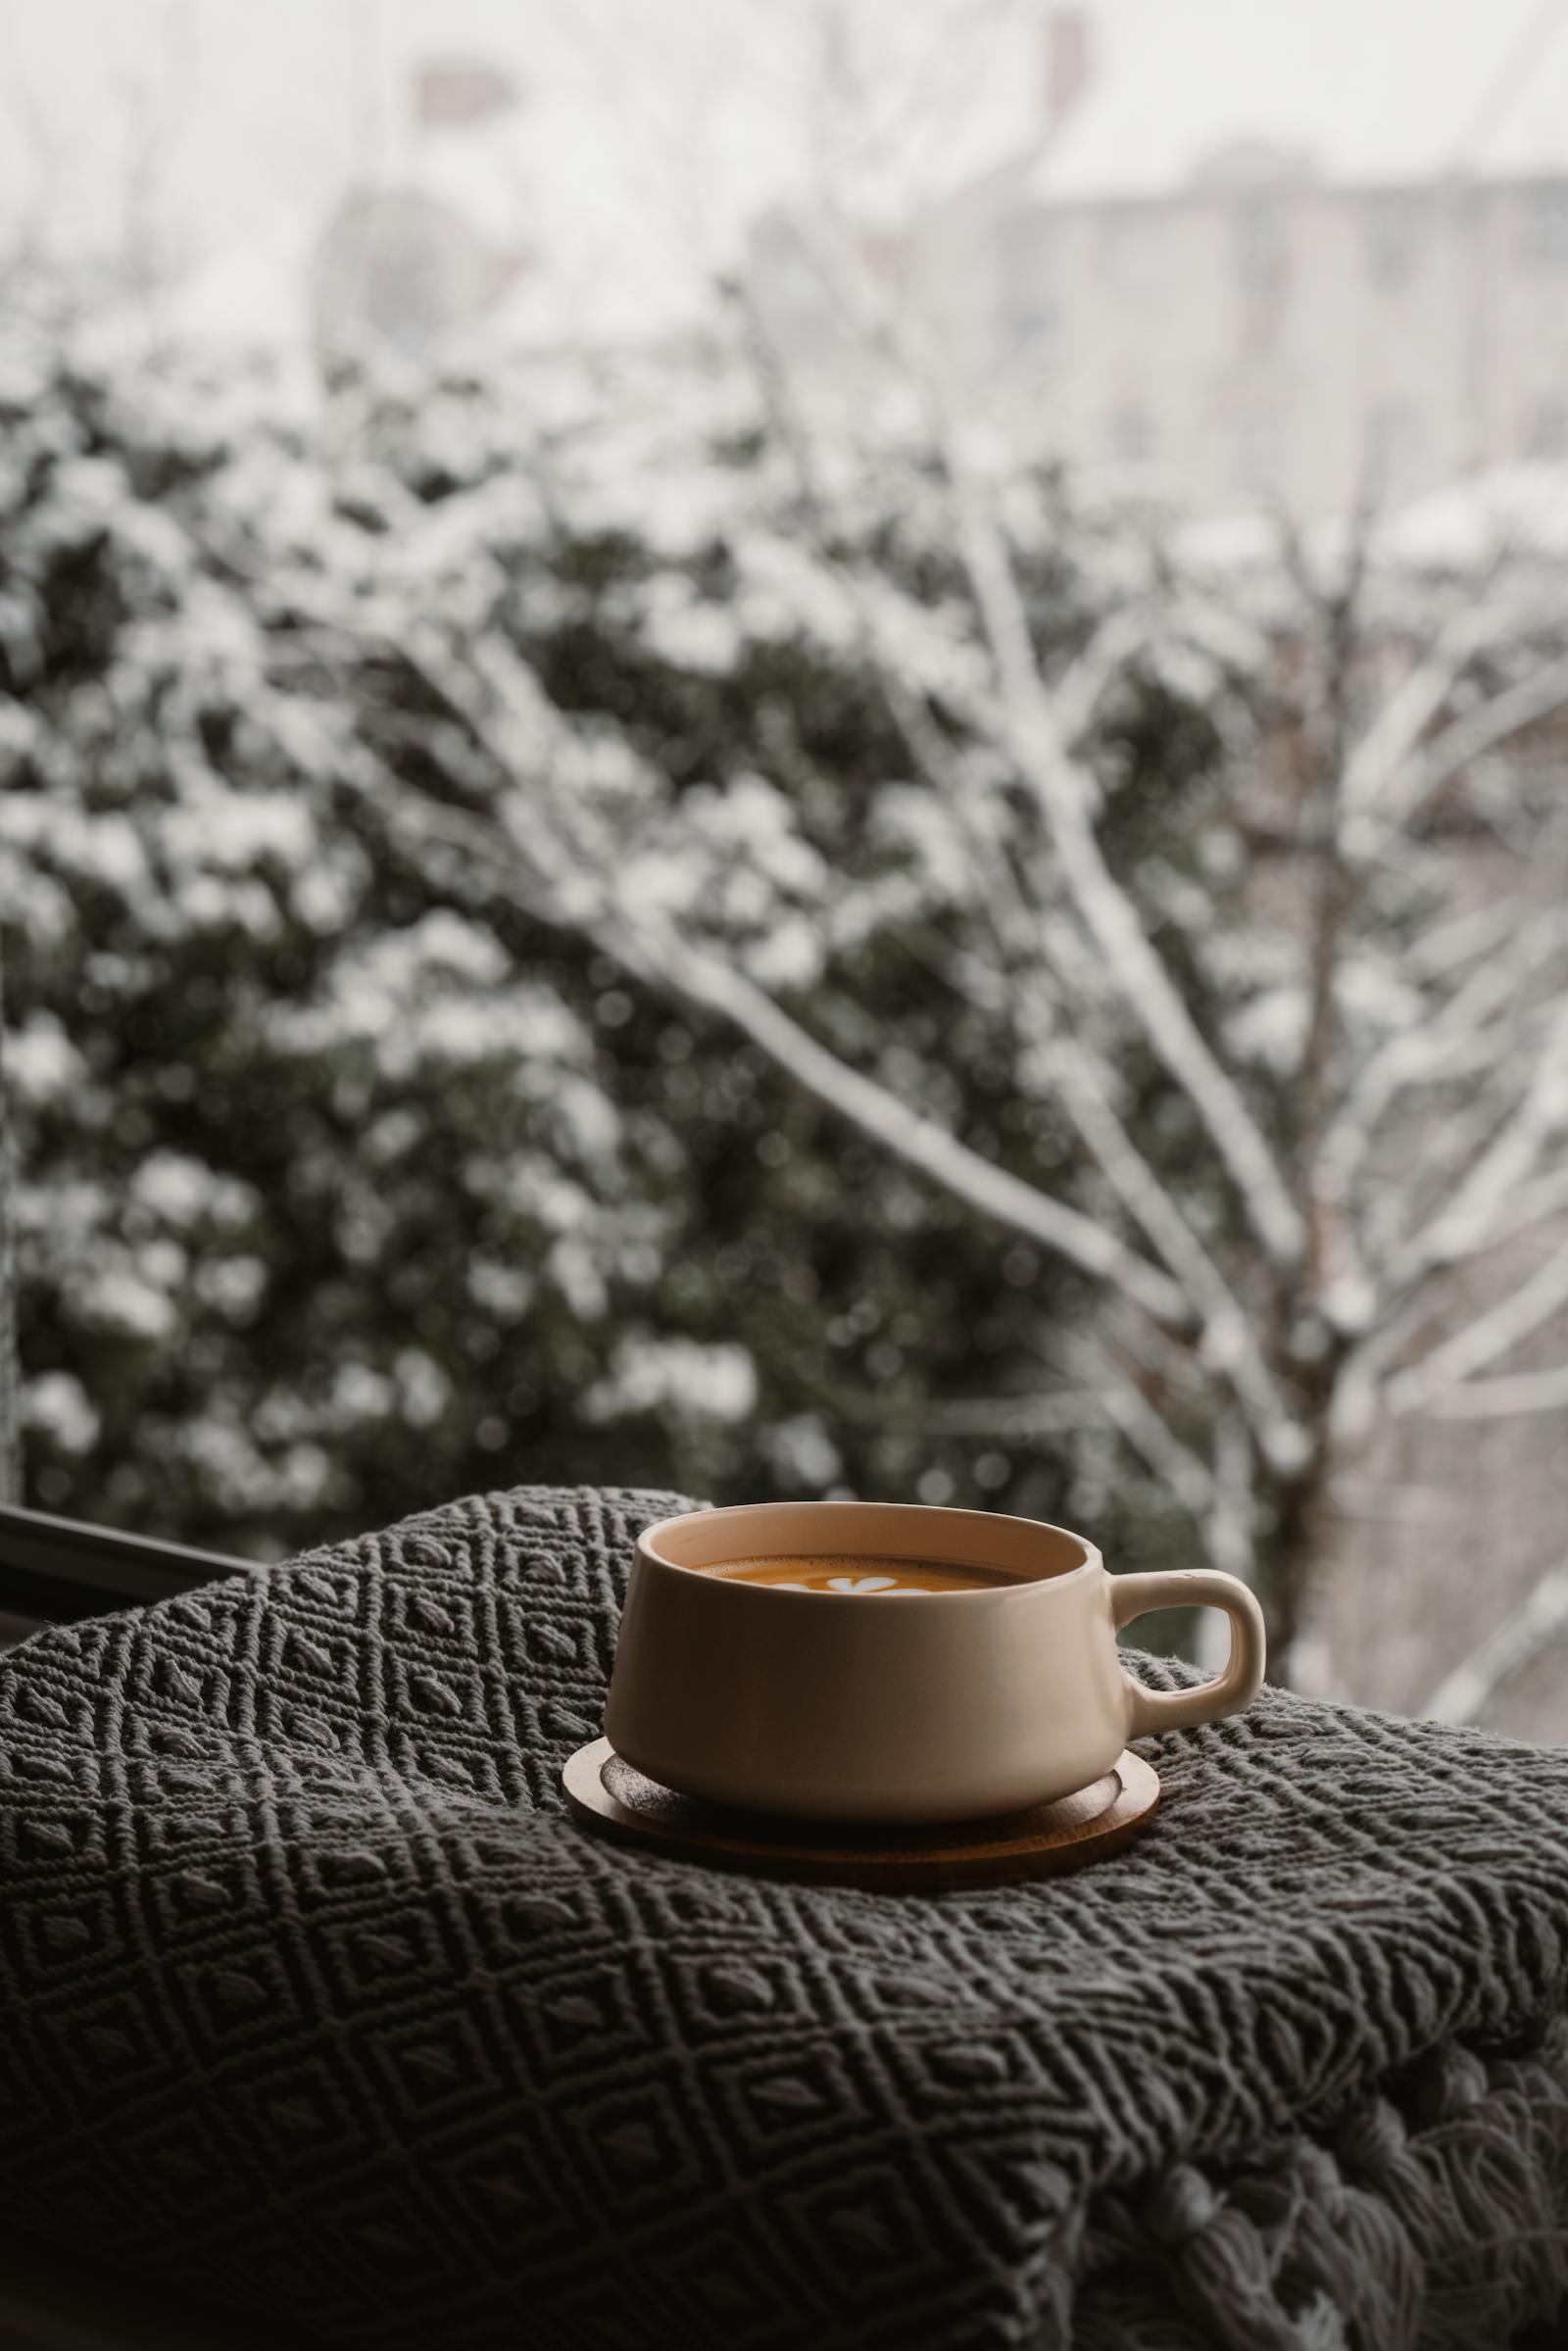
xmin=561 ymin=1738 xmax=1158 ymax=1890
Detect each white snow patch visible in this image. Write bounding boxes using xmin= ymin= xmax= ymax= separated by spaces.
xmin=195 ymin=1256 xmax=269 ymax=1321
xmin=1226 ymin=984 xmax=1310 ymax=1074
xmin=582 ymin=1335 xmax=758 ymax=1424
xmin=745 ymin=916 xmax=824 ymax=992
xmin=548 ymin=1235 xmax=609 ymax=1320
xmin=333 ymin=1364 xmax=396 ymax=1421
xmin=163 ymin=781 xmax=317 ymax=875
xmin=77 ymin=1269 xmax=178 ymax=1339
xmin=1321 ymin=1271 xmax=1377 ymax=1336
xmin=466 ymin=1258 xmax=536 ymax=1320
xmin=292 ymin=860 xmax=363 ymax=932
xmin=541 ymin=1075 xmax=622 ymax=1164
xmin=132 ymin=1153 xmax=257 ymax=1230
xmin=762 ymin=1412 xmax=842 ymax=1487
xmin=640 ymin=582 xmax=744 ymax=673
xmin=23 ymin=1371 xmax=101 ymax=1454
xmin=395 ymin=1349 xmax=452 ymax=1431
xmin=6 ymin=1015 xmax=85 ymax=1102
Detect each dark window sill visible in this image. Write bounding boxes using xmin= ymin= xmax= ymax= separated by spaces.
xmin=0 ymin=1504 xmax=249 ymax=1628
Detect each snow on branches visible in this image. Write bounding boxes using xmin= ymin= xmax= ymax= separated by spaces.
xmin=4 ymin=322 xmax=1567 ymax=1706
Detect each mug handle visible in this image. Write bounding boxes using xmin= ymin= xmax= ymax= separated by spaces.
xmin=1109 ymin=1569 xmax=1267 ymax=1736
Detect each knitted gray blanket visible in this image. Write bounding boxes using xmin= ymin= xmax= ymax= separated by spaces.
xmin=1 ymin=1484 xmax=1565 ymax=2350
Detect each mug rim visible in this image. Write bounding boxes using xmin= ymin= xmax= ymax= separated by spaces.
xmin=638 ymin=1499 xmax=1101 ymax=1598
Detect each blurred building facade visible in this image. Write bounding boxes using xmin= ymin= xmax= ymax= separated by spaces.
xmin=750 ymin=5 xmax=1568 ymax=518
xmin=909 ymin=162 xmax=1568 ymax=514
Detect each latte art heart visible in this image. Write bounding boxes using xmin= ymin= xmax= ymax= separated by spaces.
xmin=769 ymin=1573 xmax=910 ymax=1593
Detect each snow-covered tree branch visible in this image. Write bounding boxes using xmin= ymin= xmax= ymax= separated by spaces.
xmin=1421 ymin=1558 xmax=1568 ymax=1726
xmin=933 ymin=422 xmax=1309 ymax=1276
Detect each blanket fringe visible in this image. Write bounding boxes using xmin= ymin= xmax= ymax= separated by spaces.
xmin=1072 ymin=2018 xmax=1568 ymax=2350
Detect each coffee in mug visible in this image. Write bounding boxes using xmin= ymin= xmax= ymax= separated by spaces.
xmin=605 ymin=1500 xmax=1267 ymax=1824
xmin=701 ymin=1553 xmax=1014 ymax=1594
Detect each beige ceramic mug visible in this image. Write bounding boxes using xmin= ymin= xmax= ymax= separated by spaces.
xmin=604 ymin=1500 xmax=1266 ymax=1825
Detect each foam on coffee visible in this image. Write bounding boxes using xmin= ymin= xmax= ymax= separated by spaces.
xmin=702 ymin=1552 xmax=1015 ymax=1594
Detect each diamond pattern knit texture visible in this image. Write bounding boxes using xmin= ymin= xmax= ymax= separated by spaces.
xmin=1 ymin=1484 xmax=1566 ymax=2350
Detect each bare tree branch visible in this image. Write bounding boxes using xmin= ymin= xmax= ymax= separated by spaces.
xmin=1046 ymin=1331 xmax=1215 ymax=1515
xmin=1416 ymin=1363 xmax=1568 ymax=1420
xmin=610 ymin=912 xmax=1198 ymax=1327
xmin=1398 ymin=894 xmax=1539 ymax=983
xmin=1337 ymin=600 xmax=1498 ymax=846
xmin=1192 ymin=1404 xmax=1257 ymax=1670
xmin=1362 ymin=649 xmax=1568 ymax=857
xmin=1319 ymin=908 xmax=1565 ymax=1227
xmin=1386 ymin=1232 xmax=1568 ymax=1416
xmin=1421 ymin=1558 xmax=1568 ymax=1725
xmin=1474 ymin=1159 xmax=1568 ymax=1254
xmin=1206 ymin=1403 xmax=1255 ymax=1585
xmin=1045 ymin=1041 xmax=1301 ymax=1460
xmin=1392 ymin=1001 xmax=1568 ymax=1276
xmin=1362 ymin=1073 xmax=1538 ymax=1277
xmin=918 ymin=1393 xmax=1108 ymax=1438
xmin=934 ymin=423 xmax=1307 ymax=1271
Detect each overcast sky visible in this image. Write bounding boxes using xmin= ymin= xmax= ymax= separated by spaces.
xmin=4 ymin=0 xmax=1566 ymax=336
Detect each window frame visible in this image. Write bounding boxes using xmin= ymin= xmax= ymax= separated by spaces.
xmin=0 ymin=1503 xmax=244 ymax=1627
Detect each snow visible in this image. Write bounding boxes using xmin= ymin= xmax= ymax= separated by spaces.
xmin=916 ymin=1466 xmax=957 ymax=1504
xmin=394 ymin=1349 xmax=453 ymax=1431
xmin=332 ymin=1365 xmax=397 ymax=1423
xmin=724 ymin=532 xmax=862 ymax=659
xmin=162 ymin=780 xmax=318 ymax=876
xmin=761 ymin=1412 xmax=844 ymax=1487
xmin=744 ymin=917 xmax=825 ymax=994
xmin=1382 ymin=465 xmax=1568 ymax=571
xmin=1320 ymin=1271 xmax=1377 ymax=1338
xmin=4 ymin=297 xmax=1566 ymax=1715
xmin=75 ymin=1269 xmax=179 ymax=1341
xmin=474 ymin=1159 xmax=595 ymax=1240
xmin=193 ymin=1257 xmax=270 ymax=1322
xmin=5 ymin=1016 xmax=85 ymax=1102
xmin=582 ymin=1334 xmax=759 ymax=1424
xmin=23 ymin=1372 xmax=101 ymax=1454
xmin=533 ymin=1076 xmax=622 ymax=1165
xmin=729 ymin=779 xmax=824 ymax=893
xmin=1224 ymin=985 xmax=1310 ymax=1078
xmin=138 ymin=1241 xmax=189 ymax=1290
xmin=638 ymin=582 xmax=747 ymax=675
xmin=270 ymin=918 xmax=589 ymax=1084
xmin=0 ymin=802 xmax=149 ymax=893
xmin=175 ymin=1415 xmax=333 ymax=1512
xmin=292 ymin=861 xmax=366 ymax=933
xmin=466 ymin=1258 xmax=536 ymax=1320
xmin=546 ymin=1235 xmax=609 ymax=1322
